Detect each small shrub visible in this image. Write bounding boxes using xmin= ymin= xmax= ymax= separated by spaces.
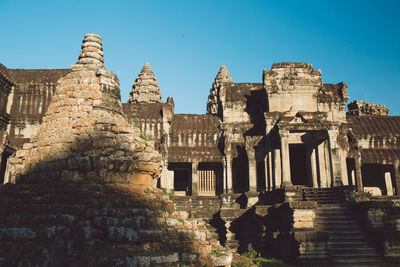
xmin=139 ymin=133 xmax=148 ymax=141
xmin=168 ymin=189 xmax=175 ymax=201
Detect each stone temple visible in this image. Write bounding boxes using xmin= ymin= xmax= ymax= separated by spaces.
xmin=0 ymin=34 xmax=399 ymax=265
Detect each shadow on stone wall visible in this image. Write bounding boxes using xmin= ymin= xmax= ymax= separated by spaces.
xmin=352 ymin=199 xmax=400 ymax=263
xmin=217 ymin=195 xmax=300 ymax=264
xmin=244 ymin=89 xmax=267 ymax=136
xmin=0 ymin=164 xmax=217 ymax=266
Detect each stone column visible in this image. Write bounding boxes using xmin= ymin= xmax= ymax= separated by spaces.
xmin=191 ymin=160 xmax=199 ymax=196
xmin=317 ymin=142 xmax=327 ymax=188
xmin=394 ymin=160 xmax=400 ymax=196
xmin=327 ymin=129 xmax=343 ymax=186
xmin=280 ymin=131 xmax=292 ymax=187
xmin=393 ymin=160 xmax=400 ymax=196
xmin=225 ymin=154 xmax=233 ymax=193
xmin=351 ymin=169 xmax=356 ymax=187
xmin=340 ymin=149 xmax=349 ymax=186
xmin=247 ymin=149 xmax=257 ymax=192
xmin=310 ymin=148 xmax=319 ymax=188
xmin=273 ymin=148 xmax=282 ymax=188
xmin=385 ymin=171 xmax=394 ymax=196
xmin=355 ymin=154 xmax=363 ymax=192
xmin=266 ymin=150 xmax=273 ymax=190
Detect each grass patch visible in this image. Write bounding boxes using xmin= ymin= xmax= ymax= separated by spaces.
xmin=232 ymin=245 xmax=292 ymax=267
xmin=139 ymin=133 xmax=148 ymax=141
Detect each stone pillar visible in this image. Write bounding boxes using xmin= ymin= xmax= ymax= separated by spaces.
xmin=266 ymin=151 xmax=273 ymax=190
xmin=351 ymin=169 xmax=356 ymax=187
xmin=192 ymin=160 xmax=199 ymax=196
xmin=225 ymin=154 xmax=233 ymax=193
xmin=385 ymin=171 xmax=394 ymax=196
xmin=327 ymin=129 xmax=343 ymax=186
xmin=355 ymin=154 xmax=363 ymax=192
xmin=160 ymin=160 xmax=173 ymax=190
xmin=310 ymin=148 xmax=319 ymax=188
xmin=247 ymin=149 xmax=257 ymax=192
xmin=280 ymin=131 xmax=292 ymax=187
xmin=394 ymin=160 xmax=400 ymax=196
xmin=273 ymin=148 xmax=282 ymax=188
xmin=317 ymin=142 xmax=327 ymax=188
xmin=340 ymin=149 xmax=349 ymax=186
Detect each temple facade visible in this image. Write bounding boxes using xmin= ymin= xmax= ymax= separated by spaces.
xmin=0 ymin=61 xmax=399 ymax=197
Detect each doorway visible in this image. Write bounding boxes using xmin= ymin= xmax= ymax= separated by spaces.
xmin=168 ymin=162 xmax=192 ymax=195
xmin=289 ymin=144 xmax=308 ymax=185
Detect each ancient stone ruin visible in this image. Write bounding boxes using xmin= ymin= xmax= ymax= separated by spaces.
xmin=0 ymin=34 xmax=232 ymax=266
xmin=129 ymin=62 xmax=163 ymax=104
xmin=347 ymin=99 xmax=389 ymax=116
xmin=0 ymin=33 xmax=400 ymax=266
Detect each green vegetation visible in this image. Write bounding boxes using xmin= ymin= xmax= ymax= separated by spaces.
xmin=232 ymin=245 xmax=292 ymax=267
xmin=160 ymin=200 xmax=175 ymax=213
xmin=139 ymin=133 xmax=148 ymax=141
xmin=168 ymin=189 xmax=175 ymax=201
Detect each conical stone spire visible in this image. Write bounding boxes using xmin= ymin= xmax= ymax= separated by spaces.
xmin=128 ymin=62 xmax=162 ymax=103
xmin=8 ymin=33 xmax=161 ymax=188
xmin=207 ymin=65 xmax=233 ymax=115
xmin=71 ymin=33 xmax=104 ymax=71
xmin=214 ymin=65 xmax=233 ymax=84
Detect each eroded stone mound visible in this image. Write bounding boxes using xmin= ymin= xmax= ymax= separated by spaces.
xmin=0 ymin=181 xmax=232 ymax=266
xmin=2 ymin=33 xmax=232 ymax=266
xmin=8 ymin=33 xmax=161 ymax=188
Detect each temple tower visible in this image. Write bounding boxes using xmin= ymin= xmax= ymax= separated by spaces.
xmin=207 ymin=65 xmax=233 ymax=115
xmin=7 ymin=33 xmax=161 ymax=188
xmin=128 ymin=62 xmax=162 ymax=103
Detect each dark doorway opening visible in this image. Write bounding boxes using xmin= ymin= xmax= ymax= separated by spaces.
xmin=168 ymin=163 xmax=192 ymax=195
xmin=0 ymin=151 xmax=11 ymax=184
xmin=256 ymin=160 xmax=266 ymax=191
xmin=346 ymin=158 xmax=356 ymax=187
xmin=289 ymin=144 xmax=308 ymax=185
xmin=362 ymin=163 xmax=395 ymax=195
xmin=232 ymin=146 xmax=249 ymax=193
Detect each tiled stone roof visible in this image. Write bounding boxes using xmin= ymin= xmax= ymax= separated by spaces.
xmin=122 ymin=102 xmax=165 ymax=121
xmin=361 ymin=148 xmax=400 ymax=164
xmin=347 ymin=115 xmax=400 ymax=136
xmin=170 ymin=114 xmax=220 ymax=134
xmin=7 ymin=69 xmax=70 ymax=84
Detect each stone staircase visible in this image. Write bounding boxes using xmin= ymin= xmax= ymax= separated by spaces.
xmin=307 ymin=188 xmax=383 ymax=266
xmin=302 ymin=187 xmax=347 ymax=204
xmin=174 ymin=196 xmax=222 ymax=242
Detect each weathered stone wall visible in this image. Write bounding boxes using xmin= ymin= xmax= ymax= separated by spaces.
xmin=264 ymin=63 xmax=322 ymax=113
xmin=347 ymin=100 xmax=389 ymax=116
xmin=0 ymin=68 xmax=12 ymax=132
xmin=7 ymin=33 xmax=161 ymax=190
xmin=0 ymin=180 xmax=232 ymax=266
xmin=6 ymin=69 xmax=70 ymax=143
xmin=355 ymin=200 xmax=400 ymax=262
xmin=0 ymin=33 xmax=232 ymax=267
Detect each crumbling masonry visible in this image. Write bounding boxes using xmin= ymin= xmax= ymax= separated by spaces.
xmin=0 ymin=33 xmax=399 ymax=265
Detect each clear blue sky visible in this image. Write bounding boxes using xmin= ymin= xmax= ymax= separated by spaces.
xmin=1 ymin=0 xmax=399 ymax=115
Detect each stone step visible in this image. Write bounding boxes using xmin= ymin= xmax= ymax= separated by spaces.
xmin=315 ymin=217 xmax=358 ymax=222
xmin=315 ymin=222 xmax=361 ymax=228
xmin=327 ymin=242 xmax=373 ymax=249
xmin=331 ymin=256 xmax=380 ymax=263
xmin=326 ymin=231 xmax=365 ymax=237
xmin=315 ymin=215 xmax=357 ymax=221
xmin=329 ymin=247 xmax=377 ymax=254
